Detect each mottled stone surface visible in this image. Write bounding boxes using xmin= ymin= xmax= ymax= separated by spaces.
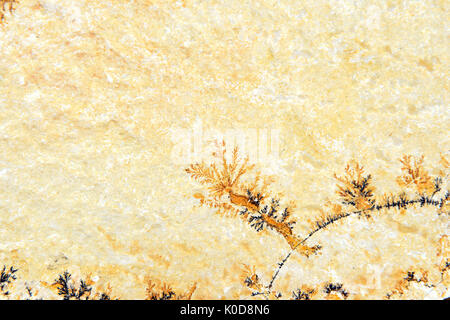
xmin=0 ymin=0 xmax=448 ymax=299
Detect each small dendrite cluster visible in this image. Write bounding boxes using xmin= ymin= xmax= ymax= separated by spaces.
xmin=242 ymin=195 xmax=294 ymax=233
xmin=291 ymin=283 xmax=349 ymax=300
xmin=291 ymin=287 xmax=316 ymax=300
xmin=0 ymin=0 xmax=17 ymax=23
xmin=186 ymin=142 xmax=257 ymax=217
xmin=323 ymin=283 xmax=349 ymax=300
xmin=397 ymin=155 xmax=436 ymax=195
xmin=145 ymin=280 xmax=196 ymax=300
xmin=0 ymin=265 xmax=18 ymax=296
xmin=437 ymin=236 xmax=450 ymax=278
xmin=146 ymin=282 xmax=175 ymax=300
xmin=185 ymin=142 xmax=255 ymax=200
xmin=54 ymin=271 xmax=113 ymax=300
xmin=334 ymin=161 xmax=375 ymax=210
xmin=385 ymin=269 xmax=435 ymax=300
xmin=55 ymin=271 xmax=93 ymax=300
xmin=241 ymin=265 xmax=281 ymax=299
xmin=395 ymin=235 xmax=450 ymax=300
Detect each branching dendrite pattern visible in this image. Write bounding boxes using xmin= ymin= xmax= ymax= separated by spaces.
xmin=187 ymin=146 xmax=449 ymax=299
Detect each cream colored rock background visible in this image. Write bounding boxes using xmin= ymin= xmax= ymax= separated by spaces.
xmin=0 ymin=0 xmax=448 ymax=299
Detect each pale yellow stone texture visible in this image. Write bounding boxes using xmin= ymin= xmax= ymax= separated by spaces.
xmin=0 ymin=0 xmax=448 ymax=299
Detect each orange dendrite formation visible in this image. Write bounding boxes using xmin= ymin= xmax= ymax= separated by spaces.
xmin=240 ymin=153 xmax=448 ymax=299
xmin=145 ymin=280 xmax=196 ymax=300
xmin=385 ymin=269 xmax=431 ymax=300
xmin=48 ymin=271 xmax=116 ymax=300
xmin=0 ymin=0 xmax=17 ymax=23
xmin=186 ymin=141 xmax=319 ymax=257
xmin=384 ymin=236 xmax=448 ymax=299
xmin=1 ymin=267 xmax=200 ymax=300
xmin=241 ymin=264 xmax=280 ymax=300
xmin=1 ymin=152 xmax=447 ymax=299
xmin=334 ymin=161 xmax=375 ymax=210
xmin=396 ymin=155 xmax=436 ymax=195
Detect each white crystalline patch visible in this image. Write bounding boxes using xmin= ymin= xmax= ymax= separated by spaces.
xmin=24 ymin=90 xmax=42 ymax=104
xmin=0 ymin=168 xmax=9 ymax=179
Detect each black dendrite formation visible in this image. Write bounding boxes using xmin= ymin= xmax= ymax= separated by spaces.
xmin=265 ymin=155 xmax=449 ymax=299
xmin=241 ymin=191 xmax=295 ymax=233
xmin=334 ymin=162 xmax=376 ymax=211
xmin=55 ymin=271 xmax=92 ymax=300
xmin=145 ymin=281 xmax=197 ymax=300
xmin=98 ymin=292 xmax=111 ymax=300
xmin=342 ymin=175 xmax=375 ymax=208
xmin=147 ymin=290 xmax=175 ymax=300
xmin=0 ymin=265 xmax=18 ymax=296
xmin=323 ymin=282 xmax=349 ymax=299
xmin=292 ymin=288 xmax=315 ymax=300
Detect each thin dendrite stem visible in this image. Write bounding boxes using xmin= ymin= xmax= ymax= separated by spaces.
xmin=265 ymin=193 xmax=449 ymax=293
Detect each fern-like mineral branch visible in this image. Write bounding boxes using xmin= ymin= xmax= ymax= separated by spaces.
xmin=146 ymin=281 xmax=196 ymax=300
xmin=185 ymin=142 xmax=255 ymax=198
xmin=187 ymin=150 xmax=449 ymax=298
xmin=334 ymin=161 xmax=375 ymax=210
xmin=0 ymin=265 xmax=18 ymax=296
xmin=186 ymin=141 xmax=320 ymax=257
xmin=262 ymin=155 xmax=449 ymax=296
xmin=266 ymin=190 xmax=449 ymax=294
xmin=241 ymin=192 xmax=321 ymax=256
xmin=54 ymin=271 xmax=92 ymax=300
xmin=0 ymin=0 xmax=17 ymax=23
xmin=54 ymin=271 xmax=115 ymax=300
xmin=397 ymin=155 xmax=435 ymax=195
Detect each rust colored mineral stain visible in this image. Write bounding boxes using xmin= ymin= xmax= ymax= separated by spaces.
xmin=228 ymin=190 xmax=316 ymax=256
xmin=228 ymin=191 xmax=258 ymax=212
